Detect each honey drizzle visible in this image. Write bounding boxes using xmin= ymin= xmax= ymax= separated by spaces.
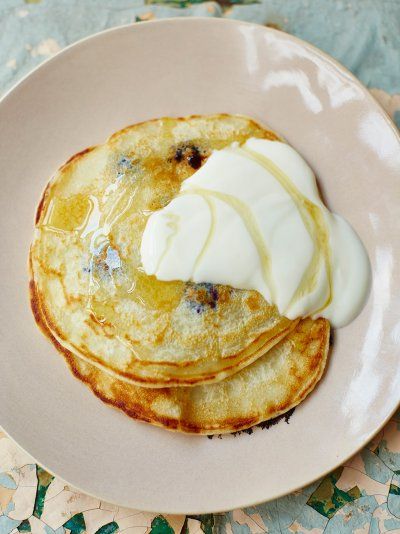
xmin=238 ymin=146 xmax=332 ymax=313
xmin=192 ymin=194 xmax=216 ymax=274
xmin=154 ymin=213 xmax=180 ymax=274
xmin=181 ymin=187 xmax=276 ymax=302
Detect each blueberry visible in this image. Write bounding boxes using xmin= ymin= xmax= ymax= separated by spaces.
xmin=118 ymin=155 xmax=132 ymax=169
xmin=185 ymin=282 xmax=219 ymax=314
xmin=174 ymin=144 xmax=204 ymax=169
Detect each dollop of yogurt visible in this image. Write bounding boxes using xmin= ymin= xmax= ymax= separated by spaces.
xmin=140 ymin=138 xmax=371 ymax=328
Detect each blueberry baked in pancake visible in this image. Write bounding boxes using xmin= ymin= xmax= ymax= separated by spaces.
xmin=30 ymin=114 xmax=370 ymax=434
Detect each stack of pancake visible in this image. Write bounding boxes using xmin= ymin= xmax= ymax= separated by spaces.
xmin=30 ymin=115 xmax=330 ymax=434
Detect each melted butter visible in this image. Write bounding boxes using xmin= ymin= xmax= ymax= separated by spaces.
xmin=140 ymin=138 xmax=371 ymax=328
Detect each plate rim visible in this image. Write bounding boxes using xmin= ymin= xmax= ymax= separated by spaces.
xmin=1 ymin=17 xmax=399 ymax=140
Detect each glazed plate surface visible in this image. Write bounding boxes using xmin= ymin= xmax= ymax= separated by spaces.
xmin=0 ymin=18 xmax=399 ymax=513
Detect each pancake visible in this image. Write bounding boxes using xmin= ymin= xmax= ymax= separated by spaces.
xmin=34 ymin=306 xmax=329 ymax=434
xmin=30 ymin=114 xmax=296 ymax=387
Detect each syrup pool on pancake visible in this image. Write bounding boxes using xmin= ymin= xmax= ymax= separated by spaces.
xmin=141 ymin=137 xmax=371 ymax=328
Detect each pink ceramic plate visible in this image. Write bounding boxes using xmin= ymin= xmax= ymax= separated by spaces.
xmin=0 ymin=18 xmax=399 ymax=514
